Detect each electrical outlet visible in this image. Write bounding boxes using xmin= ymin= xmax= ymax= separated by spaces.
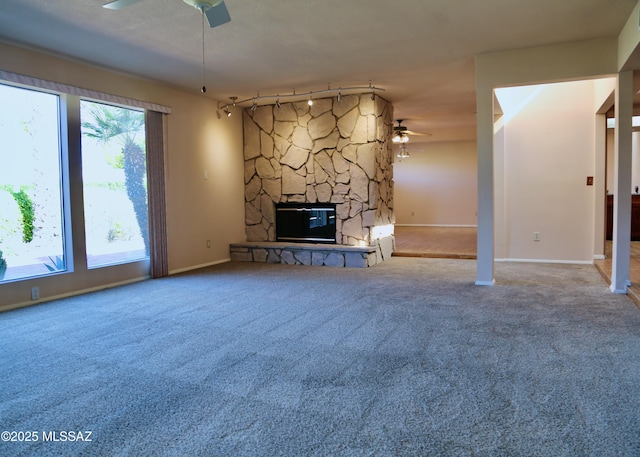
xmin=31 ymin=286 xmax=40 ymax=300
xmin=533 ymin=232 xmax=541 ymax=242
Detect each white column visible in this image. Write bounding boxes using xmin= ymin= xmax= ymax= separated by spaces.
xmin=611 ymin=71 xmax=633 ymax=294
xmin=593 ymin=113 xmax=607 ymax=260
xmin=476 ymin=86 xmax=495 ymax=285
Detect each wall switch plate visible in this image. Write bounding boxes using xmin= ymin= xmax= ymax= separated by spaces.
xmin=31 ymin=287 xmax=40 ymax=300
xmin=203 ymin=170 xmax=209 ymax=180
xmin=586 ymin=176 xmax=594 ymax=186
xmin=206 ymin=240 xmax=211 ymax=248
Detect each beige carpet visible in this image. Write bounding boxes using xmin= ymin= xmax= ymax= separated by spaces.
xmin=393 ymin=226 xmax=477 ymax=259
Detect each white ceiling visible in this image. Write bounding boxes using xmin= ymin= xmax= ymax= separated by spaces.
xmin=0 ymin=0 xmax=636 ymax=143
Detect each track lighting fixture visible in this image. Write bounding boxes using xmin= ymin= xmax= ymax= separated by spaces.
xmin=217 ymin=96 xmax=238 ymax=117
xmin=216 ymin=82 xmax=384 ymax=113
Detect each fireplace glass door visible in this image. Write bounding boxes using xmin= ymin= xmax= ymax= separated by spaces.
xmin=275 ymin=203 xmax=336 ymax=243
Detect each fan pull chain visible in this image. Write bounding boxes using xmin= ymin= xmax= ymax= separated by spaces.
xmin=201 ymin=8 xmax=206 ymax=93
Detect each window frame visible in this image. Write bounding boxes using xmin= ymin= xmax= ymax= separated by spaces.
xmin=0 ymin=78 xmax=162 ymax=284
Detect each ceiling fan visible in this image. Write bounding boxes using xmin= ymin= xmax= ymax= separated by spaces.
xmin=392 ymin=119 xmax=429 ymax=143
xmin=103 ymin=0 xmax=231 ymax=28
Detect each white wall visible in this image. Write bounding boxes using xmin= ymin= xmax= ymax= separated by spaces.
xmin=496 ymin=80 xmax=600 ymax=262
xmin=394 ymin=140 xmax=477 ymax=226
xmin=0 ymin=43 xmax=245 ymax=309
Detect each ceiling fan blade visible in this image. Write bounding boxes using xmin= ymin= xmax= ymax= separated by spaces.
xmin=103 ymin=0 xmax=142 ymax=10
xmin=204 ymin=1 xmax=231 ymax=28
xmin=406 ymin=130 xmax=431 ymax=136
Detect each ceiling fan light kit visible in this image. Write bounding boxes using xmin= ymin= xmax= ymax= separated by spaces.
xmin=397 ymin=144 xmax=410 ymax=160
xmin=393 ymin=119 xmax=410 ymax=143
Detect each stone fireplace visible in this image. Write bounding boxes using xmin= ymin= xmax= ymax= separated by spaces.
xmin=232 ymin=93 xmax=394 ymax=266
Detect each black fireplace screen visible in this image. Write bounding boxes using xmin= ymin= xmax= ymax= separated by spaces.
xmin=275 ymin=203 xmax=337 ymax=243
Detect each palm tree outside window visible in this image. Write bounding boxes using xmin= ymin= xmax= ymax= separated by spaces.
xmin=80 ymin=101 xmax=149 ymax=268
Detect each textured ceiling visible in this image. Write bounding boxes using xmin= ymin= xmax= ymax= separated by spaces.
xmin=0 ymin=0 xmax=636 ymax=143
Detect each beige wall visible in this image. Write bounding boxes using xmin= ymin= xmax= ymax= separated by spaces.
xmin=496 ymin=80 xmax=601 ymax=262
xmin=0 ymin=43 xmax=245 ymax=310
xmin=394 ymin=141 xmax=477 ymax=226
xmin=475 ymin=38 xmax=620 ymax=284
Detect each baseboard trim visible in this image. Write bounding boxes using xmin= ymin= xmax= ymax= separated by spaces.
xmin=169 ymin=258 xmax=231 ymax=275
xmin=475 ymin=279 xmax=496 ymax=286
xmin=395 ymin=224 xmax=478 ymax=228
xmin=593 ymin=254 xmax=606 ymax=260
xmin=495 ymin=258 xmax=594 ymax=265
xmin=0 ymin=275 xmax=150 ymax=313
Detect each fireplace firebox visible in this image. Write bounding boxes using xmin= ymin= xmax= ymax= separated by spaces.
xmin=275 ymin=203 xmax=337 ymax=244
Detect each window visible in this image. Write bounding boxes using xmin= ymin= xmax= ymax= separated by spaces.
xmin=0 ymin=84 xmax=66 ymax=282
xmin=80 ymin=101 xmax=149 ymax=268
xmin=0 ymin=75 xmax=165 ymax=291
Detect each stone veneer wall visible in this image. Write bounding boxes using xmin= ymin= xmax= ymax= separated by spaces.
xmin=242 ymin=94 xmax=394 ymax=257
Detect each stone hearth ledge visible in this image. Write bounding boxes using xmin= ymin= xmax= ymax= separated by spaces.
xmin=230 ymin=241 xmax=385 ymax=268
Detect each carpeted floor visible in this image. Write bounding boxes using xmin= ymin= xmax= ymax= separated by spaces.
xmin=2 ymin=258 xmax=640 ymax=456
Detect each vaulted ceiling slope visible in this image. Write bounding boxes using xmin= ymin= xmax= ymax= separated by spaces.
xmin=0 ymin=0 xmax=636 ymax=143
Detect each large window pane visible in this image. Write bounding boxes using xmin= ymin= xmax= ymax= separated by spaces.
xmin=0 ymin=84 xmax=66 ymax=282
xmin=80 ymin=101 xmax=149 ymax=268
